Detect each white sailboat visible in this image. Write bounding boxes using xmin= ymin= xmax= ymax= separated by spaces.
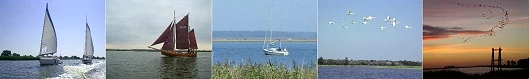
xmin=82 ymin=16 xmax=94 ymax=64
xmin=39 ymin=3 xmax=61 ymax=65
xmin=263 ymin=1 xmax=288 ymax=55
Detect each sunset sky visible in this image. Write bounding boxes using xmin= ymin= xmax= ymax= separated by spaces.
xmin=424 ymin=0 xmax=529 ymax=68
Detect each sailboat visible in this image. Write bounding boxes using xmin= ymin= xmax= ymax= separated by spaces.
xmin=82 ymin=16 xmax=94 ymax=64
xmin=148 ymin=12 xmax=198 ymax=57
xmin=263 ymin=1 xmax=288 ymax=56
xmin=39 ymin=3 xmax=61 ymax=65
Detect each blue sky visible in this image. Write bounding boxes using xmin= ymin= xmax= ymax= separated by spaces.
xmin=0 ymin=0 xmax=106 ymax=57
xmin=213 ymin=0 xmax=317 ymax=32
xmin=318 ymin=0 xmax=423 ymax=61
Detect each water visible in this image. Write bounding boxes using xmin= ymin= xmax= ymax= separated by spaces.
xmin=319 ymin=66 xmax=422 ymax=79
xmin=0 ymin=59 xmax=106 ymax=79
xmin=425 ymin=67 xmax=525 ymax=74
xmin=107 ymin=51 xmax=211 ymax=79
xmin=213 ymin=42 xmax=317 ymax=68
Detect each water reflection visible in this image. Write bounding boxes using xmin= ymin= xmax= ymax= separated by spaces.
xmin=160 ymin=57 xmax=198 ymax=79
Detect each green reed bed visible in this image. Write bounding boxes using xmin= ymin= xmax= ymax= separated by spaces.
xmin=213 ymin=59 xmax=316 ymax=79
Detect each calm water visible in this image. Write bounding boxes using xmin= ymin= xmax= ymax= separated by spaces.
xmin=319 ymin=66 xmax=422 ymax=79
xmin=0 ymin=59 xmax=106 ymax=79
xmin=425 ymin=67 xmax=524 ymax=74
xmin=213 ymin=42 xmax=317 ymax=67
xmin=107 ymin=51 xmax=211 ymax=79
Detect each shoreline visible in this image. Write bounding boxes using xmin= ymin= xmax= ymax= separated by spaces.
xmin=212 ymin=40 xmax=316 ymax=42
xmin=106 ymin=49 xmax=212 ymax=52
xmin=0 ymin=59 xmax=106 ymax=61
xmin=319 ymin=65 xmax=422 ymax=70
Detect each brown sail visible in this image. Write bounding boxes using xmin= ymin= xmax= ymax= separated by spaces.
xmin=151 ymin=21 xmax=174 ymax=47
xmin=189 ymin=29 xmax=198 ymax=49
xmin=148 ymin=13 xmax=196 ymax=57
xmin=175 ymin=14 xmax=189 ymax=49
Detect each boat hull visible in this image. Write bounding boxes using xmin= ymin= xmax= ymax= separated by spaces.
xmin=82 ymin=59 xmax=92 ymax=64
xmin=161 ymin=50 xmax=197 ymax=57
xmin=263 ymin=48 xmax=288 ymax=55
xmin=39 ymin=56 xmax=61 ymax=65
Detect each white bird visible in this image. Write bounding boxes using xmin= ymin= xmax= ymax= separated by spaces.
xmin=383 ymin=16 xmax=392 ymax=22
xmin=341 ymin=26 xmax=348 ymax=28
xmin=362 ymin=22 xmax=368 ymax=25
xmin=350 ymin=21 xmax=357 ymax=24
xmin=363 ymin=16 xmax=376 ymax=21
xmin=328 ymin=22 xmax=334 ymax=26
xmin=380 ymin=27 xmax=387 ymax=30
xmin=390 ymin=21 xmax=398 ymax=26
xmin=404 ymin=26 xmax=412 ymax=29
xmin=346 ymin=10 xmax=356 ymax=15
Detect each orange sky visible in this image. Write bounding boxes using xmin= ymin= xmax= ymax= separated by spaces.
xmin=423 ymin=0 xmax=529 ymax=69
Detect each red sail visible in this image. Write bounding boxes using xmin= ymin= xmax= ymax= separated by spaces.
xmin=189 ymin=29 xmax=198 ymax=49
xmin=163 ymin=22 xmax=175 ymax=50
xmin=175 ymin=14 xmax=190 ymax=49
xmin=151 ymin=21 xmax=174 ymax=48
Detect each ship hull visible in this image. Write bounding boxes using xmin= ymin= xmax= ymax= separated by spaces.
xmin=161 ymin=50 xmax=197 ymax=57
xmin=39 ymin=56 xmax=61 ymax=65
xmin=82 ymin=59 xmax=92 ymax=64
xmin=263 ymin=48 xmax=289 ymax=55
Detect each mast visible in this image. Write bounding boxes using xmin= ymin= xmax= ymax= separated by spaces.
xmin=268 ymin=0 xmax=273 ymax=47
xmin=173 ymin=10 xmax=176 ymax=50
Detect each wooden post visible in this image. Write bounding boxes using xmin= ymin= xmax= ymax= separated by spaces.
xmin=491 ymin=48 xmax=494 ymax=72
xmin=498 ymin=47 xmax=502 ymax=71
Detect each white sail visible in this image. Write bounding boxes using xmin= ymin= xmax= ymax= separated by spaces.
xmin=40 ymin=4 xmax=57 ymax=55
xmin=84 ymin=23 xmax=94 ymax=58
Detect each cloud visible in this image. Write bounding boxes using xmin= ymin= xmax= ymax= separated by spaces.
xmin=106 ymin=0 xmax=211 ymax=50
xmin=423 ymin=25 xmax=491 ymax=40
xmin=423 ymin=43 xmax=526 ymax=54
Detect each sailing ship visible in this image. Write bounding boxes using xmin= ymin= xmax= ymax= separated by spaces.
xmin=39 ymin=3 xmax=61 ymax=65
xmin=148 ymin=12 xmax=198 ymax=57
xmin=263 ymin=1 xmax=288 ymax=55
xmin=82 ymin=17 xmax=94 ymax=64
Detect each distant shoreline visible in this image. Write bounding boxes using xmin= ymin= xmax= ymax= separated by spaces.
xmin=106 ymin=49 xmax=212 ymax=52
xmin=319 ymin=65 xmax=422 ymax=70
xmin=212 ymin=40 xmax=316 ymax=42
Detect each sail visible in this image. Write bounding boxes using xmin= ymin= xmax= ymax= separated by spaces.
xmin=174 ymin=14 xmax=189 ymax=49
xmin=84 ymin=23 xmax=94 ymax=58
xmin=40 ymin=4 xmax=57 ymax=55
xmin=189 ymin=29 xmax=198 ymax=49
xmin=151 ymin=21 xmax=174 ymax=46
xmin=163 ymin=22 xmax=175 ymax=50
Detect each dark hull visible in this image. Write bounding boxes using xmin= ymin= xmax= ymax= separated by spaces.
xmin=161 ymin=50 xmax=197 ymax=57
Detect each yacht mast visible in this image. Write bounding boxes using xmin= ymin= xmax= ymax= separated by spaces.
xmin=268 ymin=0 xmax=273 ymax=47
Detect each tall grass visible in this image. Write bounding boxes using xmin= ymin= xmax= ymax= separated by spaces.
xmin=213 ymin=58 xmax=316 ymax=79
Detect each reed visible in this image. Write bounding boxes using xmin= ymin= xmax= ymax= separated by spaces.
xmin=213 ymin=58 xmax=316 ymax=79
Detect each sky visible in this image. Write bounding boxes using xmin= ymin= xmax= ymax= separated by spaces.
xmin=213 ymin=0 xmax=317 ymax=32
xmin=0 ymin=0 xmax=106 ymax=57
xmin=318 ymin=0 xmax=423 ymax=61
xmin=106 ymin=0 xmax=212 ymax=50
xmin=424 ymin=0 xmax=529 ymax=68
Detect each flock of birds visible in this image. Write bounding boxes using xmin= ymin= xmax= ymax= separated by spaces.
xmin=328 ymin=10 xmax=412 ymax=31
xmin=455 ymin=2 xmax=510 ymax=42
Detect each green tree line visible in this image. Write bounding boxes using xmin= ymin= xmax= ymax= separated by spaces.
xmin=1 ymin=50 xmax=105 ymax=60
xmin=318 ymin=57 xmax=422 ymax=66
